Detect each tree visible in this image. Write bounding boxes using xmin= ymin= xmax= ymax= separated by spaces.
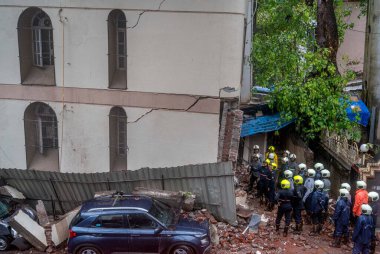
xmin=251 ymin=0 xmax=360 ymax=141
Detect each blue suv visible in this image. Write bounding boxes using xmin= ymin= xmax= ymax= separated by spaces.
xmin=68 ymin=193 xmax=211 ymax=254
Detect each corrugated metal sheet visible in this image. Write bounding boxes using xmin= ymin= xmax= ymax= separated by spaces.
xmin=0 ymin=162 xmax=237 ymax=224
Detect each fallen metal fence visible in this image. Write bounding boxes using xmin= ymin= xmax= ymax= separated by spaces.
xmin=0 ymin=162 xmax=237 ymax=224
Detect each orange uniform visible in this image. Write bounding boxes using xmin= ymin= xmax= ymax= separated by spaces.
xmin=352 ymin=189 xmax=368 ymax=217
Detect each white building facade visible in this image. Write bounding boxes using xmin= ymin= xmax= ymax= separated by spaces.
xmin=0 ymin=0 xmax=247 ymax=172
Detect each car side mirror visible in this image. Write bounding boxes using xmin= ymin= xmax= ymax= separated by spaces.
xmin=154 ymin=225 xmax=164 ymax=234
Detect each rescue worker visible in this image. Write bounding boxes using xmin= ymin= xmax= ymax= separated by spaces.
xmin=283 ymin=170 xmax=294 ymax=191
xmin=288 ymin=154 xmax=298 ymax=173
xmin=303 ymin=169 xmax=316 ymax=225
xmin=266 ymin=146 xmax=278 ymax=163
xmin=314 ymin=162 xmax=324 ymax=180
xmin=352 ymin=204 xmax=374 ymax=254
xmin=340 ymin=183 xmax=352 ymax=201
xmin=266 ymin=162 xmax=277 ymax=211
xmin=321 ymin=169 xmax=331 ymax=198
xmin=277 ymin=157 xmax=289 ymax=188
xmin=353 ymin=181 xmax=369 ymax=218
xmin=275 ymin=179 xmax=293 ymax=237
xmin=257 ymin=159 xmax=272 ymax=205
xmin=292 ymin=175 xmax=306 ymax=234
xmin=247 ymin=153 xmax=262 ymax=192
xmin=368 ymin=191 xmax=379 ymax=254
xmin=253 ymin=145 xmax=264 ymax=163
xmin=330 ymin=188 xmax=351 ymax=248
xmin=297 ymin=163 xmax=307 ymax=179
xmin=309 ymin=180 xmax=329 ymax=236
xmin=283 ymin=150 xmax=290 ymax=158
xmin=303 ymin=169 xmax=316 ymax=203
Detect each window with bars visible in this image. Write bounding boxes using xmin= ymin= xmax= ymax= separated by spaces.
xmin=32 ymin=11 xmax=54 ymax=67
xmin=116 ymin=14 xmax=126 ymax=70
xmin=35 ymin=104 xmax=58 ymax=154
xmin=109 ymin=106 xmax=128 ymax=170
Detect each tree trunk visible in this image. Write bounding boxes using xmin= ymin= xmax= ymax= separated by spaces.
xmin=316 ymin=0 xmax=339 ymax=66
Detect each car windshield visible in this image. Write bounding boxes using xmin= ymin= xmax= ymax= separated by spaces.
xmin=149 ymin=199 xmax=174 ymax=226
xmin=0 ymin=198 xmax=13 ymax=219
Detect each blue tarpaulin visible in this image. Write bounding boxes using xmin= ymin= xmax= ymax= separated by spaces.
xmin=241 ymin=113 xmax=294 ymax=137
xmin=346 ymin=99 xmax=370 ymax=126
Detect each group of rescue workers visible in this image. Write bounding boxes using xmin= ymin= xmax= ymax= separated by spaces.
xmin=247 ymin=145 xmax=379 ymax=254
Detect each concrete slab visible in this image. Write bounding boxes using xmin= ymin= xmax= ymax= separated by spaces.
xmin=8 ymin=209 xmax=47 ymax=251
xmin=0 ymin=185 xmax=25 ymax=199
xmin=50 ymin=207 xmax=80 ymax=247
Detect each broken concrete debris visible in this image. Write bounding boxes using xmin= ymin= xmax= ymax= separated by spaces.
xmin=0 ymin=185 xmax=26 ymax=199
xmin=8 ymin=209 xmax=48 ymax=251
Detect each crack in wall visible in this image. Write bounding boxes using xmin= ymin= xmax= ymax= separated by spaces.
xmin=127 ymin=0 xmax=168 ymax=29
xmin=127 ymin=95 xmax=217 ymax=124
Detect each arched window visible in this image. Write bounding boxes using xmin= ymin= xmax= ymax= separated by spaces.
xmin=109 ymin=107 xmax=128 ymax=171
xmin=108 ymin=10 xmax=127 ymax=89
xmin=18 ymin=8 xmax=55 ymax=85
xmin=32 ymin=11 xmax=54 ymax=67
xmin=24 ymin=102 xmax=59 ymax=171
xmin=116 ymin=13 xmax=126 ymax=70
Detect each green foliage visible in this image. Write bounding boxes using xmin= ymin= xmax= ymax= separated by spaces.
xmin=251 ymin=0 xmax=359 ymax=141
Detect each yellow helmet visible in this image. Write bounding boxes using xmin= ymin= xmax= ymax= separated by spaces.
xmin=281 ymin=179 xmax=290 ymax=189
xmin=294 ymin=175 xmax=303 ymax=185
xmin=271 ymin=163 xmax=278 ymax=170
xmin=268 ymin=146 xmax=275 ymax=152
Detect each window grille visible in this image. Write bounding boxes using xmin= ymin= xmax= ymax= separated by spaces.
xmin=32 ymin=11 xmax=54 ymax=67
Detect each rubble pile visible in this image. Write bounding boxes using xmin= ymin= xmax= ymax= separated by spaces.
xmin=183 ymin=165 xmax=356 ymax=254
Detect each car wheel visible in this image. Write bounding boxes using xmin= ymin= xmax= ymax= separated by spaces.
xmin=170 ymin=245 xmax=195 ymax=254
xmin=0 ymin=236 xmax=10 ymax=251
xmin=77 ymin=246 xmax=101 ymax=254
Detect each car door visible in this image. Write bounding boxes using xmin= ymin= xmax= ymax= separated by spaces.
xmin=126 ymin=212 xmax=161 ymax=253
xmin=89 ymin=213 xmax=130 ymax=253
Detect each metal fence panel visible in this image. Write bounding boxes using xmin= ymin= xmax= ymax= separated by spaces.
xmin=0 ymin=162 xmax=236 ymax=224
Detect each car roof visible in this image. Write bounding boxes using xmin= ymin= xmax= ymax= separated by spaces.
xmin=80 ymin=194 xmax=153 ymax=213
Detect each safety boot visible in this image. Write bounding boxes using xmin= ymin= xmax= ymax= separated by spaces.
xmin=342 ymin=235 xmax=349 ymax=245
xmin=275 ymin=224 xmax=280 ymax=233
xmin=317 ymin=224 xmax=323 ymax=234
xmin=299 ymin=222 xmax=303 ymax=232
xmin=293 ymin=223 xmax=301 ymax=234
xmin=309 ymin=225 xmax=318 ymax=236
xmin=283 ymin=226 xmax=289 ymax=237
xmin=330 ymin=236 xmax=341 ymax=248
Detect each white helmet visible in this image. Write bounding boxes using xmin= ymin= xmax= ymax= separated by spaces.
xmin=314 ymin=163 xmax=324 ymax=171
xmin=268 ymin=153 xmax=275 ymax=160
xmin=307 ymin=169 xmax=316 ymax=177
xmin=314 ymin=180 xmax=324 ymax=189
xmin=281 ymin=157 xmax=289 ymax=163
xmin=339 ymin=188 xmax=350 ymax=198
xmin=341 ymin=183 xmax=351 ymax=191
xmin=356 ymin=180 xmax=367 ymax=190
xmin=253 ymin=145 xmax=260 ymax=150
xmin=289 ymin=154 xmax=296 ymax=160
xmin=321 ymin=169 xmax=330 ymax=178
xmin=361 ymin=204 xmax=372 ymax=215
xmin=284 ymin=150 xmax=290 ymax=157
xmin=368 ymin=191 xmax=379 ymax=202
xmin=284 ymin=170 xmax=293 ymax=179
xmin=298 ymin=163 xmax=307 ymax=171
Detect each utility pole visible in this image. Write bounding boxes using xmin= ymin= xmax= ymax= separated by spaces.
xmin=363 ymin=0 xmax=380 ymax=144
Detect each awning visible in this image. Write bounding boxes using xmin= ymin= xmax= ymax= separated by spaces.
xmin=346 ymin=99 xmax=370 ymax=126
xmin=241 ymin=113 xmax=294 ymax=137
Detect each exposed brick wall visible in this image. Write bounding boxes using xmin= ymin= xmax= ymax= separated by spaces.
xmin=218 ymin=103 xmax=243 ymax=166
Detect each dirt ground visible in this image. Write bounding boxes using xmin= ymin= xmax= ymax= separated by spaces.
xmin=207 ymin=167 xmax=380 ymax=254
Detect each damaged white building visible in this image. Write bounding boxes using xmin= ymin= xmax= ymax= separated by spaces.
xmin=0 ymin=0 xmax=250 ymax=172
